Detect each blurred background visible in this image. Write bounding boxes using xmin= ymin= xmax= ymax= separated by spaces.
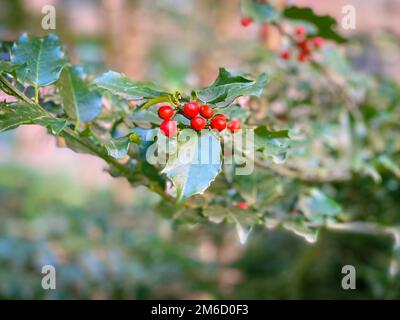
xmin=0 ymin=0 xmax=400 ymax=299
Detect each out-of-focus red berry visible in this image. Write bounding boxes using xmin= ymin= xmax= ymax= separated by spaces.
xmin=298 ymin=51 xmax=309 ymax=62
xmin=313 ymin=36 xmax=324 ymax=48
xmin=298 ymin=40 xmax=311 ymax=55
xmin=241 ymin=17 xmax=253 ymax=27
xmin=227 ymin=118 xmax=241 ymax=133
xmin=236 ymin=201 xmax=249 ymax=209
xmin=280 ymin=51 xmax=290 ymax=60
xmin=295 ymin=25 xmax=306 ymax=37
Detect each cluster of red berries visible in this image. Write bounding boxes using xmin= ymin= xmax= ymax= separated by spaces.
xmin=280 ymin=26 xmax=324 ymax=62
xmin=157 ymin=102 xmax=242 ymax=137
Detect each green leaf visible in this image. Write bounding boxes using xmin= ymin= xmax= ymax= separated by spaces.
xmin=195 ymin=68 xmax=268 ymax=107
xmin=0 ymin=102 xmax=65 ymax=134
xmin=0 ymin=61 xmax=17 ymax=73
xmin=254 ymin=126 xmax=290 ymax=163
xmin=162 ymin=131 xmax=222 ymax=199
xmin=298 ymin=188 xmax=342 ymax=223
xmin=35 ymin=117 xmax=66 ymax=135
xmin=104 ymin=136 xmax=130 ymax=159
xmin=219 ymin=104 xmax=251 ymax=121
xmin=93 ymin=71 xmax=170 ymax=100
xmin=241 ymin=0 xmax=280 ymax=23
xmin=11 ymin=34 xmax=67 ymax=86
xmin=142 ymin=96 xmax=175 ymax=109
xmin=57 ymin=66 xmax=102 ymax=122
xmin=130 ymin=109 xmax=162 ymax=125
xmin=283 ymin=6 xmax=347 ymax=43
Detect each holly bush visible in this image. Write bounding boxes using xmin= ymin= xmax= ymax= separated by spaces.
xmin=0 ymin=1 xmax=399 ymax=250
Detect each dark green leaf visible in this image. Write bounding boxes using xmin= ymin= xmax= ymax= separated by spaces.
xmin=195 ymin=68 xmax=268 ymax=107
xmin=0 ymin=102 xmax=65 ymax=134
xmin=219 ymin=105 xmax=251 ymax=121
xmin=298 ymin=188 xmax=342 ymax=223
xmin=57 ymin=66 xmax=102 ymax=122
xmin=254 ymin=126 xmax=290 ymax=162
xmin=93 ymin=71 xmax=170 ymax=100
xmin=130 ymin=109 xmax=162 ymax=125
xmin=104 ymin=136 xmax=130 ymax=159
xmin=11 ymin=34 xmax=67 ymax=86
xmin=283 ymin=6 xmax=347 ymax=43
xmin=0 ymin=61 xmax=17 ymax=73
xmin=162 ymin=131 xmax=222 ymax=199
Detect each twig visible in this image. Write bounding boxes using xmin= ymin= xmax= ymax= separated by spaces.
xmin=254 ymin=158 xmax=350 ymax=183
xmin=0 ymin=73 xmax=177 ymax=204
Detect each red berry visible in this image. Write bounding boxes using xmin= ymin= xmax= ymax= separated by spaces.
xmin=227 ymin=119 xmax=241 ymax=133
xmin=158 ymin=105 xmax=174 ymax=119
xmin=298 ymin=40 xmax=311 ymax=54
xmin=183 ymin=102 xmax=200 ymax=119
xmin=214 ymin=114 xmax=226 ymax=120
xmin=160 ymin=119 xmax=177 ymax=137
xmin=298 ymin=51 xmax=309 ymax=62
xmin=236 ymin=201 xmax=249 ymax=209
xmin=241 ymin=17 xmax=253 ymax=27
xmin=199 ymin=104 xmax=214 ymax=119
xmin=210 ymin=116 xmax=227 ymax=132
xmin=280 ymin=50 xmax=290 ymax=60
xmin=295 ymin=25 xmax=306 ymax=37
xmin=312 ymin=36 xmax=324 ymax=48
xmin=190 ymin=116 xmax=206 ymax=131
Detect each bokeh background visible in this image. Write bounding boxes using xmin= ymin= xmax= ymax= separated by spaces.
xmin=0 ymin=0 xmax=400 ymax=299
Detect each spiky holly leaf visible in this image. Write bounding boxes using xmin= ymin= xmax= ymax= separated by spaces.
xmin=58 ymin=66 xmax=102 ymax=122
xmin=93 ymin=71 xmax=170 ymax=100
xmin=195 ymin=68 xmax=268 ymax=108
xmin=11 ymin=34 xmax=67 ymax=87
xmin=162 ymin=131 xmax=222 ymax=199
xmin=0 ymin=102 xmax=66 ymax=134
xmin=283 ymin=6 xmax=347 ymax=43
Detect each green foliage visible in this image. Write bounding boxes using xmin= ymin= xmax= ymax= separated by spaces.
xmin=57 ymin=66 xmax=102 ymax=122
xmin=0 ymin=0 xmax=399 ymax=247
xmin=254 ymin=126 xmax=290 ymax=161
xmin=196 ymin=68 xmax=268 ymax=107
xmin=0 ymin=102 xmax=65 ymax=134
xmin=162 ymin=131 xmax=222 ymax=199
xmin=11 ymin=34 xmax=67 ymax=87
xmin=0 ymin=61 xmax=16 ymax=73
xmin=298 ymin=188 xmax=342 ymax=224
xmin=0 ymin=0 xmax=400 ymax=302
xmin=0 ymin=165 xmax=398 ymax=299
xmin=283 ymin=6 xmax=347 ymax=43
xmin=93 ymin=70 xmax=170 ymax=100
xmin=104 ymin=136 xmax=131 ymax=159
